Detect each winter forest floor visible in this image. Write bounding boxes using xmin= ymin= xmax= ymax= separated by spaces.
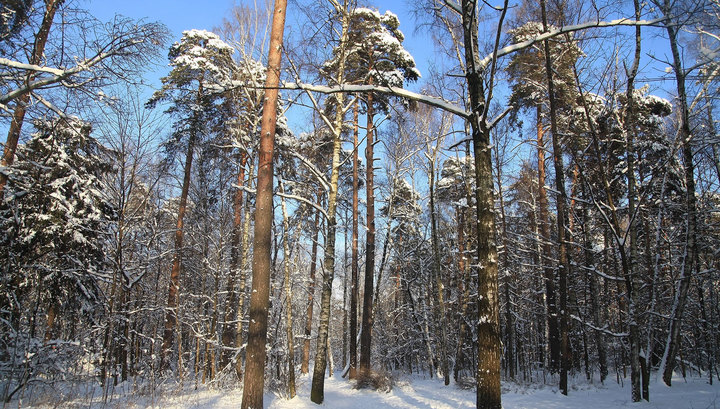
xmin=12 ymin=371 xmax=720 ymax=408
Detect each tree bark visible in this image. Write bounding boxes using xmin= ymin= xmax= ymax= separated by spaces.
xmin=240 ymin=0 xmax=287 ymax=406
xmin=359 ymin=88 xmax=376 ymax=376
xmin=453 ymin=206 xmax=469 ymax=382
xmin=0 ymin=0 xmax=63 ymax=199
xmin=536 ymin=105 xmax=561 ymax=373
xmin=235 ymin=156 xmax=255 ymax=380
xmin=222 ymin=150 xmax=247 ymax=372
xmin=349 ymin=97 xmax=360 ymax=380
xmin=461 ymin=1 xmax=504 ymax=406
xmin=429 ymin=150 xmax=450 ymax=385
xmin=279 ymin=180 xmax=296 ymax=398
xmin=302 ymin=191 xmax=321 ymax=374
xmin=540 ymin=0 xmax=570 ymax=394
xmin=310 ymin=5 xmax=349 ymax=402
xmin=658 ymin=0 xmax=699 ymax=386
xmin=160 ymin=125 xmax=196 ymax=371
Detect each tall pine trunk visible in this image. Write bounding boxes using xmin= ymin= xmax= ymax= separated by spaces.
xmin=240 ymin=0 xmax=287 ymax=406
xmin=349 ymin=97 xmax=360 ymax=379
xmin=0 ymin=0 xmax=62 ymax=199
xmin=536 ymin=105 xmax=561 ymax=373
xmin=221 ymin=151 xmax=247 ymax=372
xmin=160 ymin=124 xmax=197 ymax=371
xmin=359 ymin=89 xmax=376 ymax=375
xmin=540 ymin=0 xmax=570 ymax=394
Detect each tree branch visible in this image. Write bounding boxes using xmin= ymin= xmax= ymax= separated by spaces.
xmin=278 ymin=82 xmax=470 ymax=119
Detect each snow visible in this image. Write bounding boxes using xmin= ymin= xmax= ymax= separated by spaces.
xmin=21 ymin=372 xmax=720 ymax=408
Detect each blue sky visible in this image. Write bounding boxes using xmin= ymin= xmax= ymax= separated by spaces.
xmin=82 ymin=0 xmax=437 ymax=140
xmin=85 ymin=0 xmax=435 ymax=87
xmin=86 ymin=0 xmax=236 ymax=37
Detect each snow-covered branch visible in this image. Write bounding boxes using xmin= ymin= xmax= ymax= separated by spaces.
xmin=1 ymin=51 xmax=111 ymax=104
xmin=277 ymin=82 xmax=470 ymax=119
xmin=480 ymin=17 xmax=667 ymax=69
xmin=0 ymin=58 xmax=66 ymax=76
xmin=287 ymin=150 xmax=331 ymax=192
xmin=570 ymin=315 xmax=628 ymax=337
xmin=276 ymin=190 xmax=329 ymax=220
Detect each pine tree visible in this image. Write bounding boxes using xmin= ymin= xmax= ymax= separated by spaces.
xmin=506 ymin=20 xmax=582 ymax=376
xmin=324 ymin=6 xmax=419 ymax=376
xmin=147 ymin=29 xmax=235 ymax=371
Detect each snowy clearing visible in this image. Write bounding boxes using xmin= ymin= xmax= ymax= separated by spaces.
xmin=17 ymin=372 xmax=720 ymax=408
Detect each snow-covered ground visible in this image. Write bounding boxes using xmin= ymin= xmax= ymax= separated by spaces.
xmin=17 ymin=372 xmax=720 ymax=408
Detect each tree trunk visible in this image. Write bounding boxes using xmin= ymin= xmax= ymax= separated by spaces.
xmin=0 ymin=0 xmax=62 ymax=199
xmin=240 ymin=0 xmax=287 ymax=406
xmin=342 ymin=240 xmax=348 ymax=371
xmin=279 ymin=180 xmax=296 ymax=398
xmin=659 ymin=0 xmax=699 ymax=386
xmin=235 ymin=157 xmax=255 ymax=380
xmin=539 ymin=0 xmax=571 ymax=395
xmin=310 ymin=6 xmax=349 ymax=401
xmin=302 ymin=192 xmax=321 ymax=374
xmin=453 ymin=205 xmax=471 ymax=382
xmin=349 ymin=97 xmax=360 ymax=380
xmin=43 ymin=301 xmax=58 ymax=343
xmin=536 ymin=105 xmax=561 ymax=373
xmin=581 ymin=185 xmax=608 ymax=384
xmin=461 ymin=1 xmax=503 ymax=406
xmin=359 ymin=88 xmax=376 ymax=376
xmin=429 ymin=153 xmax=450 ymax=385
xmin=160 ymin=126 xmax=196 ymax=371
xmin=221 ymin=151 xmax=247 ymax=372
xmin=623 ymin=0 xmax=643 ymax=399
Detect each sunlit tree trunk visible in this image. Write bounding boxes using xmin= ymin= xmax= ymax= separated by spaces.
xmin=240 ymin=0 xmax=287 ymax=406
xmin=310 ymin=4 xmax=349 ymax=402
xmin=160 ymin=120 xmax=197 ymax=371
xmin=349 ymin=97 xmax=360 ymax=380
xmin=0 ymin=0 xmax=62 ymax=199
xmin=222 ymin=151 xmax=247 ymax=372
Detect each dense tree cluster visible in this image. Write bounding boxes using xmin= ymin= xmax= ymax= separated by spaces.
xmin=0 ymin=0 xmax=719 ymax=408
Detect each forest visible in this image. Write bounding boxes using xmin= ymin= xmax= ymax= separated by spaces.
xmin=1 ymin=0 xmax=719 ymax=408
